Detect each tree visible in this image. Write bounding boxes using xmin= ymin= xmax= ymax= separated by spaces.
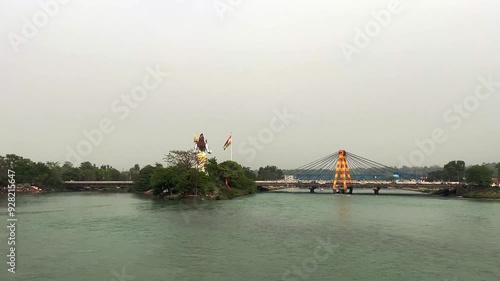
xmin=465 ymin=165 xmax=492 ymax=186
xmin=0 ymin=155 xmax=65 ymax=189
xmin=218 ymin=161 xmax=256 ymax=196
xmin=164 ymin=150 xmax=197 ymax=169
xmin=132 ymin=165 xmax=157 ymax=192
xmin=444 ymin=160 xmax=465 ymax=182
xmin=243 ymin=167 xmax=257 ymax=181
xmin=41 ymin=161 xmax=64 ymax=188
xmin=149 ymin=164 xmax=217 ymax=196
xmin=496 ymin=163 xmax=500 ymax=178
xmin=456 ymin=161 xmax=465 ymax=182
xmin=257 ymin=165 xmax=284 ymax=180
xmin=426 ymin=170 xmax=444 ymax=182
xmin=175 ymin=168 xmax=214 ymax=195
xmin=205 ymin=157 xmax=220 ymax=183
xmin=121 ymin=170 xmax=131 ymax=180
xmin=150 ymin=167 xmax=178 ymax=195
xmin=98 ymin=164 xmax=122 ymax=181
xmin=107 ymin=168 xmax=122 ymax=181
xmin=0 ymin=156 xmax=9 ymax=187
xmin=79 ymin=161 xmax=98 ymax=180
xmin=129 ymin=164 xmax=141 ymax=181
xmin=13 ymin=157 xmax=36 ymax=184
xmin=4 ymin=154 xmax=23 ymax=168
xmin=61 ymin=162 xmax=81 ymax=181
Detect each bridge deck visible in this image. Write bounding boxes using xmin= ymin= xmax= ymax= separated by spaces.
xmin=255 ymin=181 xmax=459 ymax=189
xmin=64 ymin=181 xmax=134 ymax=185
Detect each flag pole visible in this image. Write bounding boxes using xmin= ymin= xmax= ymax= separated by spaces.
xmin=230 ymin=133 xmax=233 ymax=161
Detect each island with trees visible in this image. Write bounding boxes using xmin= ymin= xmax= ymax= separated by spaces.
xmin=131 ymin=150 xmax=257 ymax=199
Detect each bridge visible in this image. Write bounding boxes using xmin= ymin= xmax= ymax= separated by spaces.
xmin=255 ymin=180 xmax=457 ymax=194
xmin=64 ymin=150 xmax=458 ymax=194
xmin=257 ymin=149 xmax=457 ymax=194
xmin=64 ymin=181 xmax=134 ymax=189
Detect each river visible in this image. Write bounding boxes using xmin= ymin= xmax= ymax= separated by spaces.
xmin=0 ymin=189 xmax=499 ymax=281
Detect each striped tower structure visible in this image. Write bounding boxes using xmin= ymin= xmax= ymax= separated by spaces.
xmin=332 ymin=150 xmax=352 ymax=193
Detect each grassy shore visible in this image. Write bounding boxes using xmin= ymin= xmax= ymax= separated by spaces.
xmin=462 ymin=188 xmax=500 ymax=199
xmin=428 ymin=186 xmax=500 ymax=199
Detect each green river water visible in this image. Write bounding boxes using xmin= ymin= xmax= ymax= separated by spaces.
xmin=0 ymin=189 xmax=499 ymax=281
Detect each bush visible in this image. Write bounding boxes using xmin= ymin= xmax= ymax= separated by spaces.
xmin=465 ymin=165 xmax=493 ymax=186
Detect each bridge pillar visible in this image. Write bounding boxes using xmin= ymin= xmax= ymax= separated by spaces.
xmin=373 ymin=186 xmax=381 ymax=194
xmin=332 ymin=150 xmax=352 ymax=194
xmin=348 ymin=187 xmax=353 ymax=194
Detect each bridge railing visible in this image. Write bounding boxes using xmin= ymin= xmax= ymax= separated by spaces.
xmin=64 ymin=181 xmax=134 ymax=185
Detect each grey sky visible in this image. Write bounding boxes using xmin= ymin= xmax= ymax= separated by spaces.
xmin=1 ymin=0 xmax=499 ymax=171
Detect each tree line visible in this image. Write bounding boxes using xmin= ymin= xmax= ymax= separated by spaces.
xmin=0 ymin=152 xmax=261 ymax=198
xmin=425 ymin=160 xmax=499 ymax=186
xmin=0 ymin=154 xmax=130 ymax=190
xmin=2 ymin=152 xmax=497 ymax=192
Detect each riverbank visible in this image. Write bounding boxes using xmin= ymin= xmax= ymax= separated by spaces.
xmin=382 ymin=185 xmax=500 ymax=200
xmin=426 ymin=186 xmax=500 ymax=199
xmin=4 ymin=185 xmax=500 ymax=200
xmin=0 ymin=185 xmax=132 ymax=195
xmin=461 ymin=187 xmax=500 ymax=199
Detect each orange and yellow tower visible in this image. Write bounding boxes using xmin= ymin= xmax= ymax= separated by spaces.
xmin=333 ymin=150 xmax=352 ymax=193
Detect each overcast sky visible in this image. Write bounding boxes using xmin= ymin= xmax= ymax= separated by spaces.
xmin=1 ymin=0 xmax=499 ymax=171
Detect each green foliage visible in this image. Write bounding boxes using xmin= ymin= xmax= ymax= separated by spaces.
xmin=133 ymin=156 xmax=256 ymax=199
xmin=0 ymin=152 xmax=256 ymax=199
xmin=131 ymin=165 xmax=157 ymax=192
xmin=149 ymin=166 xmax=212 ymax=196
xmin=474 ymin=162 xmax=499 ymax=178
xmin=174 ymin=168 xmax=216 ymax=195
xmin=150 ymin=167 xmax=175 ymax=195
xmin=98 ymin=165 xmax=122 ymax=180
xmin=0 ymin=156 xmax=8 ymax=187
xmin=139 ymin=152 xmax=226 ymax=197
xmin=79 ymin=161 xmax=98 ymax=180
xmin=243 ymin=167 xmax=257 ymax=180
xmin=465 ymin=165 xmax=492 ymax=186
xmin=218 ymin=161 xmax=256 ymax=195
xmin=129 ymin=164 xmax=141 ymax=181
xmin=0 ymin=155 xmax=65 ymax=189
xmin=426 ymin=170 xmax=444 ymax=182
xmin=205 ymin=157 xmax=220 ymax=181
xmin=164 ymin=150 xmax=197 ymax=169
xmin=257 ymin=165 xmax=283 ymax=180
xmin=0 ymin=154 xmax=131 ymax=190
xmin=61 ymin=162 xmax=81 ymax=181
xmin=443 ymin=160 xmax=466 ymax=182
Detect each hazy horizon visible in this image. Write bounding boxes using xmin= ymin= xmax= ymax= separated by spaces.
xmin=2 ymin=0 xmax=499 ymax=171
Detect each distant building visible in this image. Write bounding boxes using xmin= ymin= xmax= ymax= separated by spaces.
xmin=284 ymin=175 xmax=295 ymax=182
